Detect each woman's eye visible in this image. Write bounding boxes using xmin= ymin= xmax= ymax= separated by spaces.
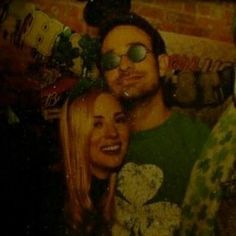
xmin=94 ymin=121 xmax=103 ymax=128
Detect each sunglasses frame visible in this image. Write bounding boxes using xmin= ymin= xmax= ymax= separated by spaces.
xmin=101 ymin=43 xmax=151 ymax=71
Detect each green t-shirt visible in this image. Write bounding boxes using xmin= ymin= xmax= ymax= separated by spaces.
xmin=112 ymin=112 xmax=210 ymax=236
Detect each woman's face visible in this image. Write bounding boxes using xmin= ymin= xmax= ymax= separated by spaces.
xmin=89 ymin=93 xmax=129 ymax=179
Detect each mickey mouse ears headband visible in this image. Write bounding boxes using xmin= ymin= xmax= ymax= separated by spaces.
xmin=83 ymin=0 xmax=131 ymax=27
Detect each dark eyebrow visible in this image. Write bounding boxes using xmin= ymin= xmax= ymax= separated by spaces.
xmin=114 ymin=111 xmax=125 ymax=117
xmin=128 ymin=42 xmax=145 ymax=46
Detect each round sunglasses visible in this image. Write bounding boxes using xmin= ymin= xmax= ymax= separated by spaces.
xmin=101 ymin=44 xmax=151 ymax=71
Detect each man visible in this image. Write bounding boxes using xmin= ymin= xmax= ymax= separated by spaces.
xmin=99 ymin=13 xmax=210 ymax=235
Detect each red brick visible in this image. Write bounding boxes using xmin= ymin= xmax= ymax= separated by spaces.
xmin=137 ymin=5 xmax=165 ymax=22
xmin=183 ymin=3 xmax=197 ymax=15
xmin=166 ymin=12 xmax=196 ymax=25
xmin=162 ymin=1 xmax=184 ymax=12
xmin=210 ymin=29 xmax=234 ymax=43
xmin=223 ymin=9 xmax=235 ymax=24
xmin=176 ymin=24 xmax=209 ymax=38
xmin=197 ymin=17 xmax=214 ymax=30
xmin=197 ymin=3 xmax=212 ymax=17
xmin=132 ymin=2 xmax=143 ymax=13
xmin=209 ymin=7 xmax=223 ymax=20
xmin=159 ymin=23 xmax=176 ymax=32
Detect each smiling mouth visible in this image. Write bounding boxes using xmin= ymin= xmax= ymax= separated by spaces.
xmin=101 ymin=144 xmax=121 ymax=155
xmin=119 ymin=75 xmax=143 ymax=86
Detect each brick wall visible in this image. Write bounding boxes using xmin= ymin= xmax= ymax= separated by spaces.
xmin=30 ymin=0 xmax=236 ymax=44
xmin=1 ymin=0 xmax=235 ymax=74
xmin=133 ymin=0 xmax=236 ymax=43
xmin=30 ymin=0 xmax=86 ymax=32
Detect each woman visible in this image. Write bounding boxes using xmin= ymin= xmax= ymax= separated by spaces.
xmin=60 ymin=88 xmax=129 ymax=235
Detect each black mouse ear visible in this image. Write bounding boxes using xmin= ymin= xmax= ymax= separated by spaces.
xmin=83 ymin=0 xmax=131 ymax=27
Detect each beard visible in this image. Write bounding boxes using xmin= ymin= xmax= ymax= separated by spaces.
xmin=120 ymin=78 xmax=163 ymax=102
xmin=115 ymin=78 xmax=164 ymax=111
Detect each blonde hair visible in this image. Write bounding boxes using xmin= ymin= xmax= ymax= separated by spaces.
xmin=60 ymin=89 xmax=116 ymax=232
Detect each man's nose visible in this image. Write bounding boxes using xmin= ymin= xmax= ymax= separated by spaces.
xmin=105 ymin=124 xmax=119 ymax=139
xmin=119 ymin=55 xmax=133 ymax=71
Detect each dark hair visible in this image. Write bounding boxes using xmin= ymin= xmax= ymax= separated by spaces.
xmin=99 ymin=12 xmax=166 ymax=57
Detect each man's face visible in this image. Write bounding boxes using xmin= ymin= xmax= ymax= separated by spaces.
xmin=101 ymin=25 xmax=161 ymax=100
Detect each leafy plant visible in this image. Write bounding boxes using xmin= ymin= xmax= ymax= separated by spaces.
xmin=50 ymin=27 xmax=80 ymax=69
xmin=78 ymin=34 xmax=100 ymax=78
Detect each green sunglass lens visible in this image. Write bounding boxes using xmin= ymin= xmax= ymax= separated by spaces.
xmin=101 ymin=52 xmax=120 ymax=71
xmin=127 ymin=45 xmax=147 ymax=62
